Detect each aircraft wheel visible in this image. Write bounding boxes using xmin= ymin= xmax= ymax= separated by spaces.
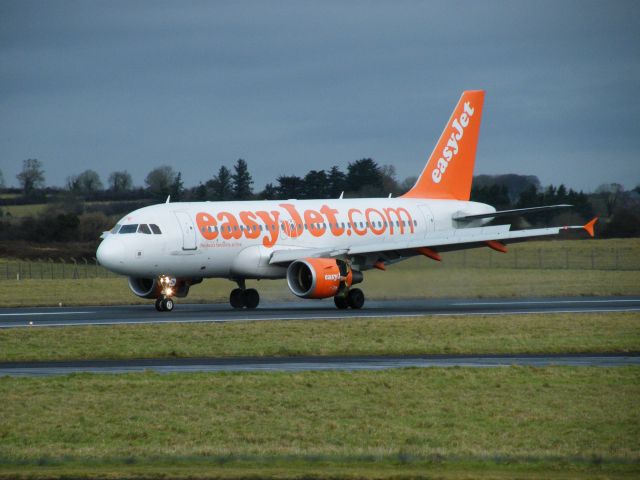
xmin=162 ymin=297 xmax=174 ymax=312
xmin=347 ymin=288 xmax=365 ymax=309
xmin=230 ymin=288 xmax=245 ymax=309
xmin=155 ymin=297 xmax=164 ymax=312
xmin=244 ymin=288 xmax=260 ymax=309
xmin=334 ymin=295 xmax=349 ymax=309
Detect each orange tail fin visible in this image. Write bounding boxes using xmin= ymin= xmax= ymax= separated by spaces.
xmin=402 ymin=90 xmax=485 ymax=200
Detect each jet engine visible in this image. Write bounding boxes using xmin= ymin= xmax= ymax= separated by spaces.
xmin=286 ymin=258 xmax=363 ymax=299
xmin=128 ymin=277 xmax=202 ymax=299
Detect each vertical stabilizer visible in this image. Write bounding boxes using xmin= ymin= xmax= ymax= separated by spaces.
xmin=402 ymin=90 xmax=485 ymax=200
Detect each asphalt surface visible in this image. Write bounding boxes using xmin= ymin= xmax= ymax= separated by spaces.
xmin=1 ymin=353 xmax=638 ymax=377
xmin=1 ymin=296 xmax=639 ymax=329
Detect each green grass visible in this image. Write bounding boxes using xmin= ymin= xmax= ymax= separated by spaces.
xmin=1 ymin=312 xmax=638 ymax=362
xmin=1 ymin=203 xmax=48 ymax=217
xmin=1 ymin=367 xmax=638 ymax=478
xmin=1 ymin=267 xmax=639 ymax=308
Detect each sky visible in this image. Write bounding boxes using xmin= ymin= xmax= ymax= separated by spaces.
xmin=1 ymin=0 xmax=639 ymax=193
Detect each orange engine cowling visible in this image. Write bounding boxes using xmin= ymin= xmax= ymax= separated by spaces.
xmin=286 ymin=258 xmax=361 ymax=299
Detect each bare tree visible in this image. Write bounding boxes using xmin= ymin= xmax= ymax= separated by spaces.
xmin=108 ymin=170 xmax=133 ymax=192
xmin=16 ymin=159 xmax=45 ymax=197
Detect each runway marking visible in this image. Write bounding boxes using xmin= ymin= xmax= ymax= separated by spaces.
xmin=453 ymin=299 xmax=640 ymax=306
xmin=2 ymin=307 xmax=639 ymax=328
xmin=0 ymin=311 xmax=92 ymax=317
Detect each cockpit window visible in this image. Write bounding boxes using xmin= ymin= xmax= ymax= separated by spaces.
xmin=150 ymin=224 xmax=162 ymax=234
xmin=138 ymin=224 xmax=152 ymax=234
xmin=119 ymin=224 xmax=138 ymax=234
xmin=111 ymin=224 xmax=121 ymax=233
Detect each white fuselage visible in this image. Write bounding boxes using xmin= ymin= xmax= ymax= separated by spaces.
xmin=96 ymin=197 xmax=495 ymax=280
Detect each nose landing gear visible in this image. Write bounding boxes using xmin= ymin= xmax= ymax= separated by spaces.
xmin=229 ymin=279 xmax=260 ymax=309
xmin=155 ymin=296 xmax=174 ymax=312
xmin=155 ymin=275 xmax=176 ymax=312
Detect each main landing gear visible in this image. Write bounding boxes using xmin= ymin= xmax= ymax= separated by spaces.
xmin=333 ymin=288 xmax=365 ymax=310
xmin=229 ymin=279 xmax=260 ymax=309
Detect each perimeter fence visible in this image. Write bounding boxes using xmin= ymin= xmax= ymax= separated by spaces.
xmin=0 ymin=243 xmax=638 ymax=281
xmin=1 ymin=258 xmax=116 ymax=281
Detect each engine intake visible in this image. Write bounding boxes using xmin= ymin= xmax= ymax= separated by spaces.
xmin=286 ymin=258 xmax=362 ymax=299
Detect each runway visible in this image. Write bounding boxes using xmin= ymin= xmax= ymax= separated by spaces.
xmin=1 ymin=353 xmax=638 ymax=376
xmin=0 ymin=296 xmax=639 ymax=328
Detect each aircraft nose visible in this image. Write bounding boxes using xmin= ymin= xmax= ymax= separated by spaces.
xmin=96 ymin=237 xmax=126 ymax=271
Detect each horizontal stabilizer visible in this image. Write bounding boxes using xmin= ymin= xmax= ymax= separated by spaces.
xmin=454 ymin=204 xmax=572 ymax=221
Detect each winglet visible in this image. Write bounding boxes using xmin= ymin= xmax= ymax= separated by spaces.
xmin=583 ymin=217 xmax=598 ymax=238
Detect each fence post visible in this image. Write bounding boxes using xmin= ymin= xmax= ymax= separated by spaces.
xmin=59 ymin=257 xmax=66 ymax=279
xmin=71 ymin=258 xmax=78 ymax=279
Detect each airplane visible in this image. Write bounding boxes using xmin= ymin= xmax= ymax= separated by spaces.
xmin=96 ymin=90 xmax=596 ymax=312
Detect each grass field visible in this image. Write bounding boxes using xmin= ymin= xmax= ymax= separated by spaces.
xmin=1 ymin=267 xmax=639 ymax=308
xmin=0 ymin=203 xmax=48 ymax=217
xmin=1 ymin=312 xmax=638 ymax=362
xmin=2 ymin=238 xmax=639 ymax=479
xmin=1 ymin=367 xmax=638 ymax=478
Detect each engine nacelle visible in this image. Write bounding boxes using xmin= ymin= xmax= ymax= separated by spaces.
xmin=286 ymin=258 xmax=362 ymax=299
xmin=128 ymin=277 xmax=202 ymax=299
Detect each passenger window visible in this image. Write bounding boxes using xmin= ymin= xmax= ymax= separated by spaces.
xmin=150 ymin=224 xmax=162 ymax=234
xmin=119 ymin=224 xmax=138 ymax=234
xmin=138 ymin=224 xmax=152 ymax=234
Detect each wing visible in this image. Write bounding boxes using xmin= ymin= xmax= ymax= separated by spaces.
xmin=269 ymin=218 xmax=597 ymax=265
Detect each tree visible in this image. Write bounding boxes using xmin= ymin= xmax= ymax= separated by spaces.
xmin=16 ymin=159 xmax=45 ymax=197
xmin=145 ymin=165 xmax=177 ymax=199
xmin=471 ymin=184 xmax=511 ymax=209
xmin=556 ymin=184 xmax=568 ymax=203
xmin=170 ymin=172 xmax=184 ymax=201
xmin=327 ymin=166 xmax=346 ymax=198
xmin=516 ymin=184 xmax=543 ymax=208
xmin=399 ymin=176 xmax=417 ymax=194
xmin=0 ymin=169 xmax=5 ymax=188
xmin=346 ymin=158 xmax=383 ymax=195
xmin=258 ymin=182 xmax=278 ymax=200
xmin=380 ymin=164 xmax=399 ymax=196
xmin=108 ymin=171 xmax=133 ymax=192
xmin=596 ymin=183 xmax=624 ymax=216
xmin=276 ymin=175 xmax=305 ymax=199
xmin=302 ymin=170 xmax=328 ymax=199
xmin=207 ymin=166 xmax=234 ymax=201
xmin=67 ymin=169 xmax=103 ymax=194
xmin=231 ymin=159 xmax=254 ymax=200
